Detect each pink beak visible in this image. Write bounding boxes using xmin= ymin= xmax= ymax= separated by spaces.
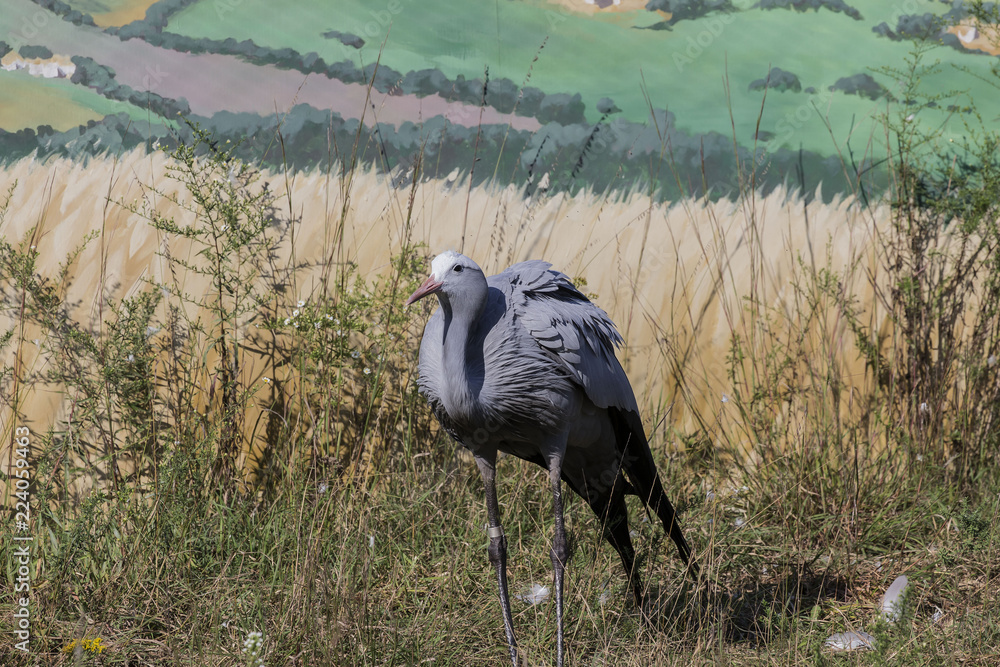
xmin=405 ymin=274 xmax=443 ymax=306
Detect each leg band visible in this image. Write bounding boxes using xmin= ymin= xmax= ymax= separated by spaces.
xmin=488 ymin=525 xmax=505 ymax=539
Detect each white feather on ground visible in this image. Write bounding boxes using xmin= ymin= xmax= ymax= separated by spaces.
xmin=881 ymin=575 xmax=909 ymax=623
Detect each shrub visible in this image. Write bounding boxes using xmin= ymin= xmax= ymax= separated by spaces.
xmin=18 ymin=45 xmax=54 ymax=59
xmin=113 ymin=0 xmax=199 ymax=36
xmin=646 ymin=0 xmax=734 ymax=25
xmin=27 ymin=0 xmax=95 ymax=26
xmin=537 ymin=92 xmax=587 ymax=125
xmin=748 ymin=67 xmax=802 ymax=93
xmin=756 ymin=0 xmax=862 ymax=20
xmin=70 ymin=55 xmax=190 ymax=118
xmin=322 ymin=29 xmax=365 ymax=49
xmin=829 ymin=72 xmax=893 ymax=100
xmin=400 ymin=68 xmax=452 ymax=97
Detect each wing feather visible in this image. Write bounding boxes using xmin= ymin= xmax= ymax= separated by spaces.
xmin=491 ymin=260 xmax=639 ymax=412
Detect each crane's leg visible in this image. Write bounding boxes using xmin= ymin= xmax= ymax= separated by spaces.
xmin=548 ymin=464 xmax=569 ymax=667
xmin=475 ymin=456 xmax=518 ymax=667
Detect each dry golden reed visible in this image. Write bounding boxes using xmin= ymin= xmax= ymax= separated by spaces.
xmin=0 ymin=149 xmax=892 ymax=464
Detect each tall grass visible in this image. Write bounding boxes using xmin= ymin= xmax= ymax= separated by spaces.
xmin=3 ymin=42 xmax=1000 ymax=665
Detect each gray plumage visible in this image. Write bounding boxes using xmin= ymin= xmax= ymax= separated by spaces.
xmin=407 ymin=251 xmax=696 ymax=667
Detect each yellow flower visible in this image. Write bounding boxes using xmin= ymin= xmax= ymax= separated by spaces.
xmin=63 ymin=637 xmax=106 ymax=655
xmin=85 ymin=637 xmax=107 ymax=654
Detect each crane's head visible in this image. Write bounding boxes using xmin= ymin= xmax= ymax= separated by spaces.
xmin=405 ymin=250 xmax=485 ymax=306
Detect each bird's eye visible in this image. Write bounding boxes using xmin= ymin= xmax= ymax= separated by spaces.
xmin=453 ymin=265 xmax=463 ymax=273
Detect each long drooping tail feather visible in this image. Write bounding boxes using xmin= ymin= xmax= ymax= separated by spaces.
xmin=609 ymin=407 xmax=698 ymax=577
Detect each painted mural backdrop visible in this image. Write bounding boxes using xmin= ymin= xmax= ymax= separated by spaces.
xmin=1 ymin=0 xmax=996 ymax=200
xmin=4 ymin=5 xmax=1000 ymax=663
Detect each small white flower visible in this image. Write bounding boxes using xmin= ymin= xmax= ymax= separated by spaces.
xmin=263 ymin=377 xmax=271 ymax=384
xmin=734 ymin=518 xmax=745 ymax=528
xmin=127 ymin=353 xmax=135 ymax=362
xmin=351 ymin=350 xmax=360 ymax=359
xmin=334 ymin=319 xmax=340 ymax=325
xmin=364 ymin=367 xmax=371 ymax=375
xmin=243 ymin=630 xmax=265 ymax=665
xmin=293 ymin=309 xmax=300 ymax=317
xmin=284 ymin=318 xmax=291 ymax=325
xmin=919 ymin=402 xmax=930 ymax=415
xmin=293 ymin=322 xmax=299 ymax=329
xmin=318 ymin=483 xmax=328 ymax=494
xmin=220 ymin=224 xmax=227 ymax=232
xmin=298 ymin=300 xmax=305 ymax=307
xmin=325 ymin=314 xmax=332 ymax=320
xmin=335 ymin=329 xmax=343 ymax=336
xmin=916 ymin=453 xmax=923 ymax=462
xmin=721 ymin=393 xmax=729 ymax=404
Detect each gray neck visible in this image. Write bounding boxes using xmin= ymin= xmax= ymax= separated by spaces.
xmin=438 ymin=291 xmax=484 ymax=419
